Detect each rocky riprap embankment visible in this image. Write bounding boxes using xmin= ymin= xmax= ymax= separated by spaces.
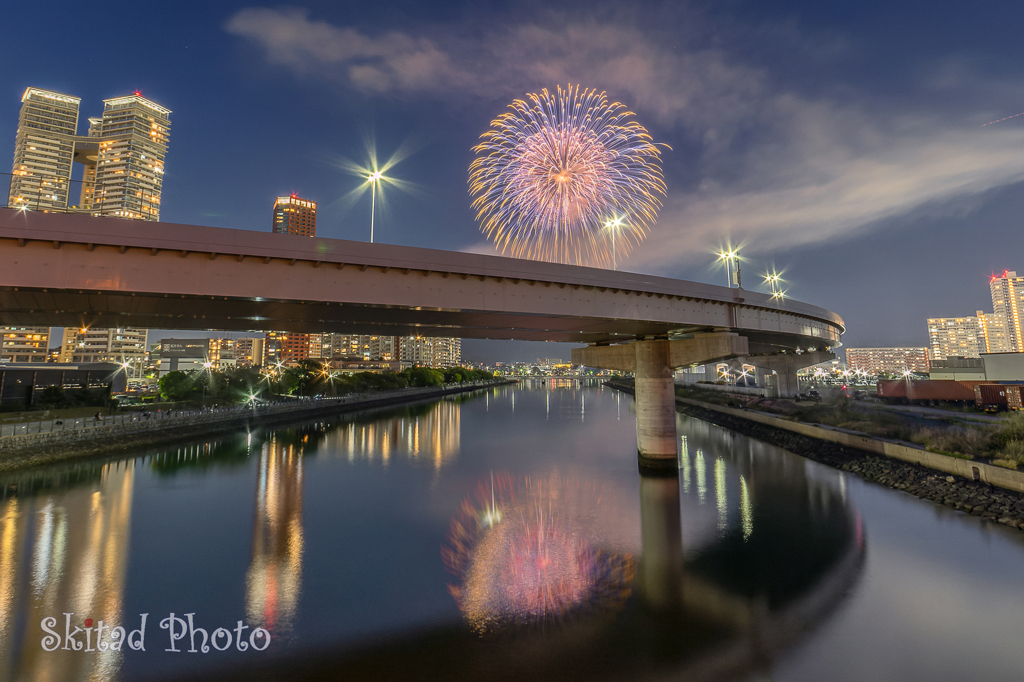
xmin=672 ymin=401 xmax=1024 ymax=532
xmin=600 ymin=375 xmax=1024 ymax=533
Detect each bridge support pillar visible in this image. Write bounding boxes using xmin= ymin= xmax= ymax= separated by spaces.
xmin=750 ymin=350 xmax=836 ymax=398
xmin=572 ymin=333 xmax=748 ymax=468
xmin=635 ymin=340 xmax=678 ymax=467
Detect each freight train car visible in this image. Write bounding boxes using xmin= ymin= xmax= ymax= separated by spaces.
xmin=974 ymin=384 xmax=1019 ymax=412
xmin=876 ymin=380 xmax=985 ymax=405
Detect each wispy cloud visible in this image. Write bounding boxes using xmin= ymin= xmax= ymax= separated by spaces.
xmin=227 ymin=6 xmax=1024 ymax=271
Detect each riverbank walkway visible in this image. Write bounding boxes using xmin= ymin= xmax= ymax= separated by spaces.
xmin=0 ymin=381 xmax=504 ymax=440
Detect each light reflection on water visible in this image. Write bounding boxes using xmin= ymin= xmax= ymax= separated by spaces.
xmin=1 ymin=461 xmax=133 ymax=682
xmin=245 ymin=437 xmax=303 ymax=638
xmin=0 ymin=382 xmax=1021 ymax=681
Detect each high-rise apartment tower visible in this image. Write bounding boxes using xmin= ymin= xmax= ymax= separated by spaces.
xmin=82 ymin=93 xmax=171 ymax=220
xmin=8 ymin=88 xmax=170 ymax=220
xmin=989 ymin=271 xmax=1024 ymax=353
xmin=272 ymin=194 xmax=316 ymax=237
xmin=8 ymin=88 xmax=80 ymax=211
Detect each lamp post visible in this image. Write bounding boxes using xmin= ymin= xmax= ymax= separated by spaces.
xmin=604 ymin=216 xmax=625 ymax=271
xmin=368 ymin=170 xmax=383 ymax=243
xmin=718 ymin=250 xmax=740 ymax=288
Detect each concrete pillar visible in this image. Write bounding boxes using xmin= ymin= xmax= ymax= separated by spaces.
xmin=639 ymin=470 xmax=684 ymax=611
xmin=750 ymin=350 xmax=836 ymax=398
xmin=775 ymin=366 xmax=799 ymax=398
xmin=572 ymin=333 xmax=749 ymax=467
xmin=634 ymin=340 xmax=678 ymax=468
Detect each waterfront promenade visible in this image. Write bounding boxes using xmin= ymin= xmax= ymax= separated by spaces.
xmin=0 ymin=379 xmax=512 ymax=471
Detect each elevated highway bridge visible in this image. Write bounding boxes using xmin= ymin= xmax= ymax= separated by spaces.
xmin=0 ymin=209 xmax=844 ymax=468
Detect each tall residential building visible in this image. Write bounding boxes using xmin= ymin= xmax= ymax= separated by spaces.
xmin=8 ymin=87 xmax=170 ymax=220
xmin=264 ymin=332 xmax=310 ymax=366
xmin=307 ymin=333 xmax=323 ymax=360
xmin=927 ymin=317 xmax=984 ymax=360
xmin=8 ymin=88 xmax=80 ymax=211
xmin=272 ymin=194 xmax=317 ymax=237
xmin=367 ymin=336 xmax=398 ymax=361
xmin=60 ymin=327 xmax=148 ymax=378
xmin=318 ymin=333 xmax=362 ymax=359
xmin=398 ymin=336 xmax=461 ymax=368
xmin=0 ymin=326 xmax=50 ymax=363
xmin=845 ymin=348 xmax=930 ymax=375
xmin=235 ymin=338 xmax=266 ymax=367
xmin=989 ymin=270 xmax=1024 ymax=352
xmin=209 ymin=338 xmax=236 ymax=369
xmin=84 ymin=93 xmax=171 ymax=220
xmin=977 ymin=310 xmax=1012 ymax=353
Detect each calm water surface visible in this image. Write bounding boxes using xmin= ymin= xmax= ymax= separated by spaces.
xmin=1 ymin=381 xmax=1023 ymax=681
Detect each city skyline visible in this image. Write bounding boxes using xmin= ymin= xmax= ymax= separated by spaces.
xmin=3 ymin=1 xmax=1024 ymax=360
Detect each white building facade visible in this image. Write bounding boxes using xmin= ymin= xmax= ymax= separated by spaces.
xmin=60 ymin=327 xmax=148 ymax=378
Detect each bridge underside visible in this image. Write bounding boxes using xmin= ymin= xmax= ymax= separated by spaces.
xmin=0 ymin=285 xmax=824 ymax=351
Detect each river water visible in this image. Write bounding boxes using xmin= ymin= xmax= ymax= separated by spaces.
xmin=1 ymin=380 xmax=1023 ymax=681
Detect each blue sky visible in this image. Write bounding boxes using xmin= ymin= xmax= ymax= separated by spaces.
xmin=4 ymin=0 xmax=1024 ymax=361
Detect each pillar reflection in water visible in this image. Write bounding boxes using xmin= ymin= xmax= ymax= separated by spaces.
xmin=332 ymin=399 xmax=461 ymax=471
xmin=0 ymin=462 xmax=134 ymax=682
xmin=246 ymin=437 xmax=304 ymax=637
xmin=638 ymin=471 xmax=684 ymax=611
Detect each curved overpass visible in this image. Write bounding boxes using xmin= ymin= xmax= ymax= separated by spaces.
xmin=0 ymin=210 xmax=843 ymax=352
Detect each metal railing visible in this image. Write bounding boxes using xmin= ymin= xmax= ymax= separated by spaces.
xmin=0 ymin=381 xmax=503 ymax=439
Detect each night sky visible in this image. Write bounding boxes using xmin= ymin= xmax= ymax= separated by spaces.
xmin=4 ymin=0 xmax=1024 ymax=362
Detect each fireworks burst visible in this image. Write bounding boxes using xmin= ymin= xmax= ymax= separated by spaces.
xmin=468 ymin=85 xmax=668 ymax=267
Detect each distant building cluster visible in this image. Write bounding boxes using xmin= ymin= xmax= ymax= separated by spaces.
xmin=0 ymin=326 xmax=148 ymax=378
xmin=927 ymin=270 xmax=1024 ymax=360
xmin=1 ymin=87 xmax=463 ymax=381
xmin=845 ymin=347 xmax=930 ymax=375
xmin=156 ymin=333 xmax=460 ymax=376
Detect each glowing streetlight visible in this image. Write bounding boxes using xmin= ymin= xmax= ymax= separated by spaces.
xmin=763 ymin=268 xmax=787 ymax=301
xmin=604 ymin=215 xmax=626 ymax=270
xmin=368 ymin=169 xmax=384 ymax=243
xmin=717 ymin=249 xmax=741 ymax=288
xmin=337 ymin=140 xmax=416 ymax=244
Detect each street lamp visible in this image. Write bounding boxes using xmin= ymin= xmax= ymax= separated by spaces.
xmin=368 ymin=169 xmax=383 ymax=243
xmin=604 ymin=215 xmax=625 ymax=271
xmin=717 ymin=249 xmax=741 ymax=288
xmin=763 ymin=269 xmax=786 ymax=301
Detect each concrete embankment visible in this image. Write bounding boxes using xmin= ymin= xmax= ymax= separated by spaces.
xmin=0 ymin=380 xmax=515 ymax=473
xmin=606 ymin=379 xmax=1024 ymax=532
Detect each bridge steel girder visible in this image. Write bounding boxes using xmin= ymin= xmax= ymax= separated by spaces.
xmin=572 ymin=334 xmax=749 ymax=468
xmin=0 ymin=211 xmax=845 ymax=348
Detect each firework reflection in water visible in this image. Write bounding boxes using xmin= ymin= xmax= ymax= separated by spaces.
xmin=468 ymin=85 xmax=667 ymax=267
xmin=443 ymin=472 xmax=635 ymax=634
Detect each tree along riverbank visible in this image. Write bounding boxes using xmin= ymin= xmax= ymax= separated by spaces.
xmin=0 ymin=380 xmax=515 ymax=473
xmin=607 ymin=379 xmax=1024 ymax=533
